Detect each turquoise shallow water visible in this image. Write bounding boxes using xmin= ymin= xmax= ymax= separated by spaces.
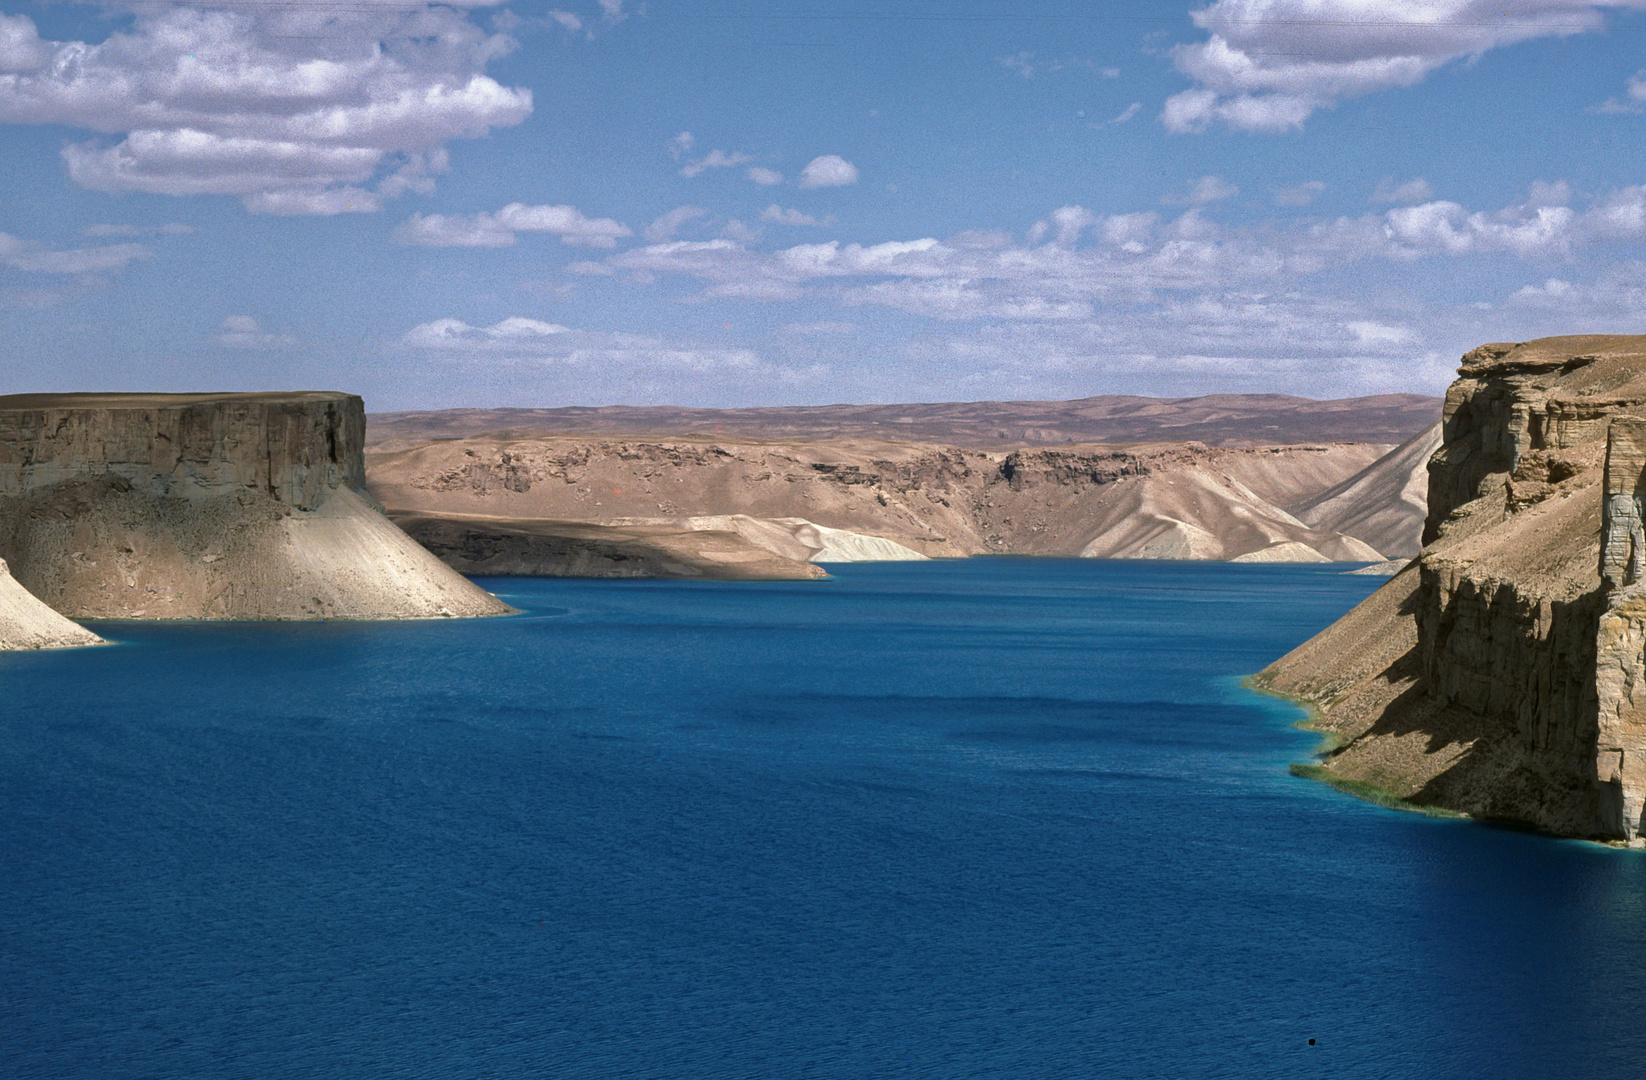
xmin=4 ymin=559 xmax=1646 ymax=1079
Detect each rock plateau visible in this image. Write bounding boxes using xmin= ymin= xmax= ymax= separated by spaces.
xmin=0 ymin=392 xmax=509 ymax=633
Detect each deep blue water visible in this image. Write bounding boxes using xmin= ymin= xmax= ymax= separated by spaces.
xmin=5 ymin=559 xmax=1646 ymax=1079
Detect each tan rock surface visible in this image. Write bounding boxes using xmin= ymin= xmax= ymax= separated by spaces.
xmin=366 ymin=392 xmax=1441 ymax=449
xmin=0 ymin=393 xmax=509 ymax=620
xmin=1256 ymin=335 xmax=1646 ymax=839
xmin=366 ymin=435 xmax=1394 ymax=566
xmin=1288 ymin=421 xmax=1442 ymax=558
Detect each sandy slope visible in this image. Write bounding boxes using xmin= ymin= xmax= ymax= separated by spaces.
xmin=0 ymin=557 xmax=102 ymax=650
xmin=1287 ymin=422 xmax=1442 ymax=558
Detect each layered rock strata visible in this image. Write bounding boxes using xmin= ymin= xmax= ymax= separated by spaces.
xmin=0 ymin=393 xmax=509 ymax=621
xmin=1257 ymin=336 xmax=1646 ymax=840
xmin=367 ymin=436 xmax=1399 ymax=566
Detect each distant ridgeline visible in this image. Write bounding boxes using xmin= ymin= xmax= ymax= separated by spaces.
xmin=0 ymin=392 xmax=509 ymax=650
xmin=364 ymin=395 xmax=1443 ymax=576
xmin=1258 ymin=336 xmax=1646 ymax=842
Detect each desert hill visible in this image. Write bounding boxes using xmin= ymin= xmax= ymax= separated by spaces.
xmin=366 ymin=392 xmax=1440 ymax=450
xmin=1256 ymin=335 xmax=1646 ymax=841
xmin=366 ymin=435 xmax=1415 ymax=576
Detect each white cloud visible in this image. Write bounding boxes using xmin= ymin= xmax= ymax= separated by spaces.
xmin=1166 ymin=176 xmax=1239 ymax=206
xmin=245 ymin=188 xmax=382 ymax=216
xmin=1001 ymin=51 xmax=1038 ymax=78
xmin=747 ymin=166 xmax=784 ymax=186
xmin=394 ymin=203 xmax=632 ymax=248
xmin=217 ymin=314 xmax=296 ymax=349
xmin=670 ymin=131 xmax=694 ymax=160
xmin=0 ymin=5 xmax=530 ymax=213
xmin=1164 ymin=0 xmax=1644 ymax=133
xmin=405 ymin=316 xmax=571 ymax=350
xmin=599 ymin=0 xmax=628 ymax=23
xmin=646 ymin=206 xmax=709 ymax=243
xmin=760 ymin=205 xmax=832 ymax=227
xmin=546 ymin=10 xmax=583 ymax=32
xmin=1371 ymin=177 xmax=1435 ymax=205
xmin=1274 ymin=181 xmax=1327 ymax=207
xmin=402 ymin=316 xmax=819 ymax=383
xmin=0 ymin=231 xmax=150 ymax=274
xmin=82 ymin=223 xmax=196 ymax=237
xmin=582 ymin=180 xmax=1646 ymax=338
xmin=1110 ymin=102 xmax=1142 ymax=124
xmin=681 ymin=149 xmax=753 ymax=178
xmin=798 ymin=155 xmax=859 ymax=189
xmin=782 ymin=321 xmax=859 ymax=335
xmin=1346 ymin=320 xmax=1415 ymax=346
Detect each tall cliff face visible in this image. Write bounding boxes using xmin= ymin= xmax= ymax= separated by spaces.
xmin=1257 ymin=335 xmax=1646 ymax=840
xmin=0 ymin=393 xmax=509 ymax=622
xmin=0 ymin=392 xmax=365 ymax=512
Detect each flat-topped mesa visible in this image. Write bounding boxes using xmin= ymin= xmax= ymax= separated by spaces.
xmin=1258 ymin=335 xmax=1646 ymax=842
xmin=0 ymin=392 xmax=510 ymax=622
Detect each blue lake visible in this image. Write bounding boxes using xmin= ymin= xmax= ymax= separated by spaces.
xmin=5 ymin=559 xmax=1646 ymax=1079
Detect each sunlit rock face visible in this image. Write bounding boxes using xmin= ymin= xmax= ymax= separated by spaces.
xmin=0 ymin=392 xmax=509 ymax=622
xmin=1259 ymin=335 xmax=1646 ymax=841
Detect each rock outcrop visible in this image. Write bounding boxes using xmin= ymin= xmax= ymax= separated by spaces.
xmin=0 ymin=556 xmax=103 ymax=650
xmin=0 ymin=393 xmax=509 ymax=621
xmin=1256 ymin=335 xmax=1646 ymax=841
xmin=366 ymin=435 xmax=1400 ymax=567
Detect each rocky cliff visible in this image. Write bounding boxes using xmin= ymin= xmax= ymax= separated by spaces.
xmin=1256 ymin=335 xmax=1646 ymax=841
xmin=0 ymin=393 xmax=509 ymax=622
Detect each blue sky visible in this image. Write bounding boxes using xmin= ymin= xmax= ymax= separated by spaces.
xmin=5 ymin=0 xmax=1646 ymax=410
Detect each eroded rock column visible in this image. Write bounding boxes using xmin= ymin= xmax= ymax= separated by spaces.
xmin=1595 ymin=417 xmax=1646 ymax=837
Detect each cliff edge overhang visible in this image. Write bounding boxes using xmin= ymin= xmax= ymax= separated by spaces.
xmin=1261 ymin=335 xmax=1646 ymax=841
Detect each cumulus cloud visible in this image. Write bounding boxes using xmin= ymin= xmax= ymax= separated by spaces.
xmin=546 ymin=10 xmax=583 ymax=32
xmin=760 ymin=205 xmax=832 ymax=227
xmin=401 ymin=316 xmax=821 ymax=383
xmin=217 ymin=315 xmax=296 ymax=349
xmin=1166 ymin=176 xmax=1239 ymax=206
xmin=0 ymin=231 xmax=150 ymax=274
xmin=747 ymin=167 xmax=784 ymax=186
xmin=580 ymin=180 xmax=1646 ymax=339
xmin=645 ymin=206 xmax=708 ymax=243
xmin=0 ymin=3 xmax=531 ymax=213
xmin=681 ymin=150 xmax=753 ymax=178
xmin=798 ymin=155 xmax=859 ymax=189
xmin=394 ymin=203 xmax=632 ymax=248
xmin=1164 ymin=0 xmax=1645 ymax=133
